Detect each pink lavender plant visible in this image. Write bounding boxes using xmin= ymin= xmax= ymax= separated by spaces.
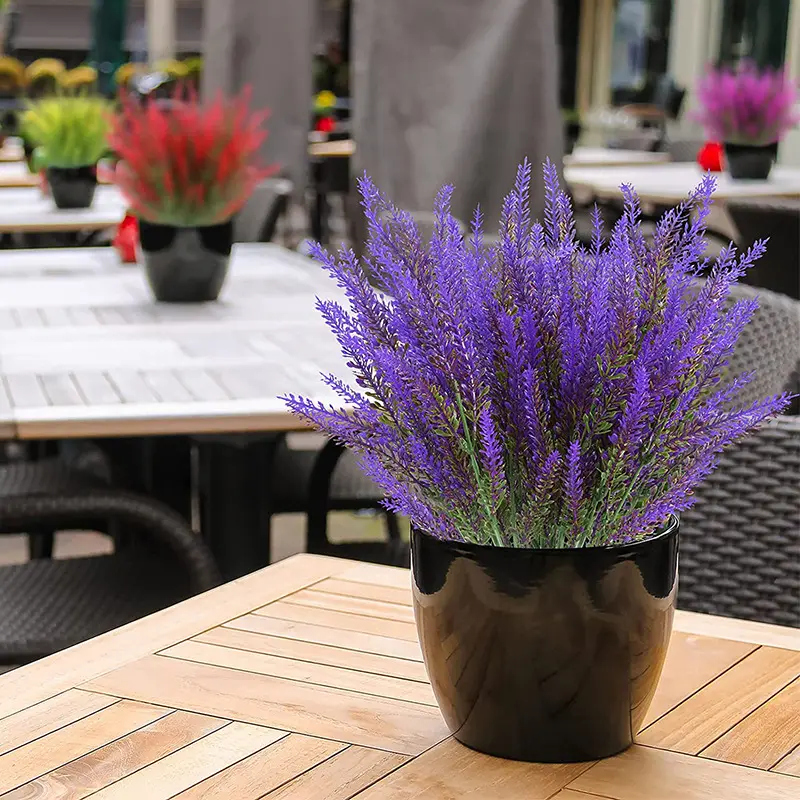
xmin=695 ymin=61 xmax=799 ymax=145
xmin=284 ymin=162 xmax=789 ymax=548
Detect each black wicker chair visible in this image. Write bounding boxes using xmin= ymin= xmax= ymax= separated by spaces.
xmin=678 ymin=415 xmax=800 ymax=627
xmin=271 ymin=437 xmax=408 ymax=567
xmin=234 ymin=177 xmax=294 ymax=243
xmin=0 ymin=458 xmax=220 ymax=664
xmin=727 ymin=197 xmax=800 ymax=300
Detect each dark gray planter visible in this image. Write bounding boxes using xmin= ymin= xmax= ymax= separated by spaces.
xmin=46 ymin=166 xmax=98 ymax=209
xmin=724 ymin=142 xmax=778 ymax=181
xmin=138 ymin=219 xmax=233 ymax=303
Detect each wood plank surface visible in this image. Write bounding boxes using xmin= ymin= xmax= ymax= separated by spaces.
xmin=0 ymin=689 xmax=116 ymax=754
xmin=313 ymin=577 xmax=413 ymax=607
xmin=193 ymin=626 xmax=429 ymax=682
xmin=176 ymin=734 xmax=345 ymax=799
xmin=700 ymin=677 xmax=800 ymax=769
xmin=640 ymin=632 xmax=758 ymax=727
xmin=287 ymin=588 xmax=417 ymax=623
xmin=352 ymin=738 xmax=591 ymax=799
xmin=225 ymin=612 xmax=424 ymax=662
xmin=161 ymin=639 xmax=437 ymax=706
xmin=0 ymin=700 xmax=170 ymax=793
xmin=253 ymin=600 xmax=419 ymax=641
xmin=639 ymin=647 xmax=800 ymax=753
xmin=265 ymin=745 xmax=407 ymax=799
xmin=87 ymin=722 xmax=286 ymax=800
xmin=2 ymin=711 xmax=226 ymax=800
xmin=84 ymin=654 xmax=449 ymax=755
xmin=568 ymin=744 xmax=800 ymax=800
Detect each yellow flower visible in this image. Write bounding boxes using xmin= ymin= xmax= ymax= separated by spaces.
xmin=315 ymin=90 xmax=337 ymax=110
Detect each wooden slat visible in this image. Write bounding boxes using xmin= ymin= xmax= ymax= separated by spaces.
xmin=0 ymin=689 xmax=116 ymax=755
xmin=87 ymin=722 xmax=286 ymax=800
xmin=352 ymin=737 xmax=589 ymax=799
xmin=639 ymin=647 xmax=800 ymax=753
xmin=104 ymin=370 xmax=160 ymax=404
xmin=161 ymin=640 xmax=437 ymax=706
xmin=38 ymin=372 xmax=84 ymax=405
xmin=4 ymin=374 xmax=47 ymax=408
xmin=84 ymin=654 xmax=449 ymax=756
xmin=314 ymin=577 xmax=412 ymax=607
xmin=142 ymin=370 xmax=195 ymax=402
xmin=0 ymin=700 xmax=170 ymax=793
xmin=568 ymin=744 xmax=800 ymax=800
xmin=173 ymin=368 xmax=230 ymax=402
xmin=337 ymin=562 xmax=411 ymax=591
xmin=254 ymin=600 xmax=419 ymax=642
xmin=72 ymin=371 xmax=123 ymax=405
xmin=551 ymin=792 xmax=614 ymax=800
xmin=774 ymin=745 xmax=800 ymax=777
xmin=225 ymin=613 xmax=423 ymax=662
xmin=641 ymin=632 xmax=758 ymax=728
xmin=674 ymin=611 xmax=800 ymax=652
xmin=701 ymin=677 xmax=800 ymax=769
xmin=0 ymin=554 xmax=344 ymax=720
xmin=3 ymin=711 xmax=226 ymax=800
xmin=288 ymin=589 xmax=416 ymax=623
xmin=194 ymin=626 xmax=429 ymax=683
xmin=176 ymin=734 xmax=345 ymax=799
xmin=264 ymin=745 xmax=407 ymax=799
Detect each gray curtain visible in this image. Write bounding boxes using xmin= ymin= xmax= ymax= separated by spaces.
xmin=352 ymin=0 xmax=563 ymax=229
xmin=202 ymin=0 xmax=313 ymax=200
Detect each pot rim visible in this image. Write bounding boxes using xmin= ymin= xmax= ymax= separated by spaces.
xmin=412 ymin=513 xmax=679 ymax=557
xmin=136 ymin=217 xmax=234 ymax=231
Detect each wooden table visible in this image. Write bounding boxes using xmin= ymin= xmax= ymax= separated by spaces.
xmin=564 ymin=147 xmax=669 ymax=168
xmin=0 ymin=185 xmax=126 ymax=233
xmin=0 ymin=244 xmax=345 ymax=576
xmin=564 ymin=162 xmax=800 ymax=203
xmin=308 ymin=138 xmax=355 ymax=159
xmin=0 ymin=555 xmax=797 ymax=798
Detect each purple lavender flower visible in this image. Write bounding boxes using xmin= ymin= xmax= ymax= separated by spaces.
xmin=283 ymin=161 xmax=790 ymax=548
xmin=694 ymin=61 xmax=800 ymax=145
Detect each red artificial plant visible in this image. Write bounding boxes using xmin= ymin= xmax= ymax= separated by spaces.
xmin=109 ymin=86 xmax=276 ymax=227
xmin=697 ymin=141 xmax=724 ymax=172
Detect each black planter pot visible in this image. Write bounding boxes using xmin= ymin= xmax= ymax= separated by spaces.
xmin=46 ymin=166 xmax=98 ymax=209
xmin=138 ymin=219 xmax=233 ymax=303
xmin=724 ymin=142 xmax=778 ymax=181
xmin=411 ymin=518 xmax=679 ymax=763
xmin=564 ymin=120 xmax=582 ymax=156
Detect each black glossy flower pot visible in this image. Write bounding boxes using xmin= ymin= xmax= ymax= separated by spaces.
xmin=724 ymin=142 xmax=777 ymax=181
xmin=46 ymin=166 xmax=98 ymax=209
xmin=138 ymin=219 xmax=233 ymax=303
xmin=411 ymin=518 xmax=679 ymax=763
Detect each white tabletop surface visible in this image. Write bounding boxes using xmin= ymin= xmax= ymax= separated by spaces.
xmin=0 ymin=161 xmax=38 ymax=187
xmin=564 ymin=147 xmax=669 ymax=168
xmin=564 ymin=162 xmax=800 ymax=202
xmin=0 ymin=138 xmax=23 ymax=163
xmin=0 ymin=244 xmax=345 ymax=439
xmin=0 ymin=185 xmax=126 ymax=232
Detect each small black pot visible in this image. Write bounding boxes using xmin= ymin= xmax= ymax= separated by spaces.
xmin=565 ymin=120 xmax=582 ymax=156
xmin=411 ymin=518 xmax=679 ymax=763
xmin=724 ymin=141 xmax=778 ymax=180
xmin=46 ymin=166 xmax=98 ymax=209
xmin=138 ymin=219 xmax=233 ymax=303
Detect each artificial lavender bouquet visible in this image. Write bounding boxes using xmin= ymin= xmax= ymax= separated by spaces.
xmin=695 ymin=61 xmax=799 ymax=145
xmin=285 ymin=162 xmax=788 ymax=549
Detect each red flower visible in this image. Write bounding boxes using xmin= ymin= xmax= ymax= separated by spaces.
xmin=697 ymin=141 xmax=724 ymax=172
xmin=113 ymin=212 xmax=139 ymax=263
xmin=315 ymin=116 xmax=336 ymax=133
xmin=108 ymin=85 xmax=277 ymax=227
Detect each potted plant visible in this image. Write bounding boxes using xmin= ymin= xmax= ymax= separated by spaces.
xmin=284 ymin=162 xmax=789 ymax=763
xmin=562 ymin=108 xmax=582 ymax=154
xmin=695 ymin=61 xmax=799 ymax=180
xmin=21 ymin=93 xmax=112 ymax=208
xmin=109 ymin=87 xmax=274 ymax=302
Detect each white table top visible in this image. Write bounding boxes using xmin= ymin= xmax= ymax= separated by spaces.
xmin=564 ymin=147 xmax=669 ymax=168
xmin=0 ymin=185 xmax=126 ymax=233
xmin=564 ymin=162 xmax=800 ymax=203
xmin=0 ymin=161 xmax=38 ymax=188
xmin=0 ymin=244 xmax=345 ymax=439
